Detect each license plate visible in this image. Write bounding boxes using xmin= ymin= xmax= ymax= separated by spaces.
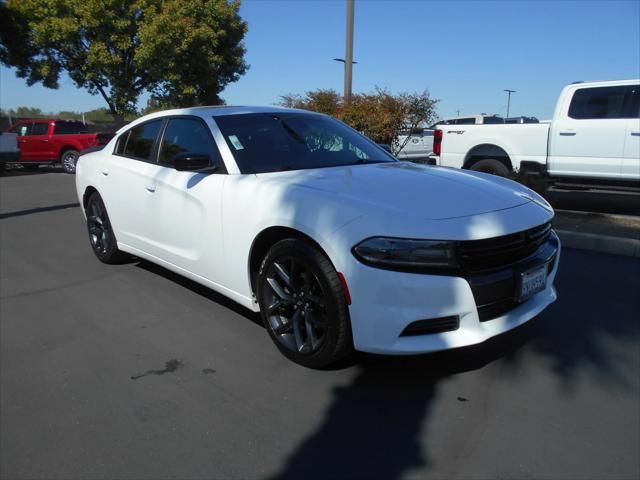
xmin=518 ymin=265 xmax=547 ymax=301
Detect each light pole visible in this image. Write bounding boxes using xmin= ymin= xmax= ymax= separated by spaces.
xmin=333 ymin=57 xmax=358 ymax=100
xmin=344 ymin=0 xmax=355 ymax=103
xmin=504 ymin=89 xmax=516 ymax=118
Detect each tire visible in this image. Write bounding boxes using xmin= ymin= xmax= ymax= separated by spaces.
xmin=469 ymin=159 xmax=510 ymax=177
xmin=256 ymin=238 xmax=354 ymax=368
xmin=61 ymin=149 xmax=80 ymax=174
xmin=85 ymin=192 xmax=129 ymax=264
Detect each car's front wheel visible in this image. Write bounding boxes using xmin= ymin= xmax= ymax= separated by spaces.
xmin=85 ymin=192 xmax=129 ymax=264
xmin=257 ymin=238 xmax=354 ymax=368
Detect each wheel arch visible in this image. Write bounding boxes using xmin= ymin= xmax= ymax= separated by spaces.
xmin=59 ymin=145 xmax=80 ymax=159
xmin=82 ymin=185 xmax=99 ymax=210
xmin=463 ymin=144 xmax=513 ymax=171
xmin=248 ymin=226 xmax=329 ymax=296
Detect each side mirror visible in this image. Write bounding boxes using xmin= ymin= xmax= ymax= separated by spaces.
xmin=173 ymin=152 xmax=212 ymax=172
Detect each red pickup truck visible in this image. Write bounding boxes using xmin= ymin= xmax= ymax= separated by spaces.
xmin=6 ymin=119 xmax=113 ymax=173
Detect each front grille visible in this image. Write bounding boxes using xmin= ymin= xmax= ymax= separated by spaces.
xmin=457 ymin=222 xmax=552 ymax=273
xmin=400 ymin=316 xmax=460 ymax=336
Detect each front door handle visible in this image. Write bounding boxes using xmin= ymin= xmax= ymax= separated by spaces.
xmin=631 ymin=132 xmax=640 ymax=136
xmin=101 ymin=169 xmax=109 ymax=176
xmin=145 ymin=185 xmax=156 ymax=193
xmin=559 ymin=131 xmax=577 ymax=136
xmin=41 ymin=139 xmax=49 ymax=142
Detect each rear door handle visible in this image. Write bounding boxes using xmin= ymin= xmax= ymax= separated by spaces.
xmin=101 ymin=169 xmax=109 ymax=176
xmin=145 ymin=185 xmax=156 ymax=192
xmin=41 ymin=139 xmax=49 ymax=142
xmin=559 ymin=131 xmax=576 ymax=136
xmin=631 ymin=132 xmax=640 ymax=136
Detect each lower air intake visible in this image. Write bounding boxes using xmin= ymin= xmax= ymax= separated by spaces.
xmin=400 ymin=316 xmax=460 ymax=337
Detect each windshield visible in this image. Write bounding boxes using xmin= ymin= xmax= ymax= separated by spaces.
xmin=214 ymin=112 xmax=397 ymax=174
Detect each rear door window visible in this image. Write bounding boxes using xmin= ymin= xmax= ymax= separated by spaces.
xmin=122 ymin=120 xmax=162 ymax=161
xmin=568 ymin=86 xmax=628 ymax=119
xmin=30 ymin=122 xmax=49 ymax=135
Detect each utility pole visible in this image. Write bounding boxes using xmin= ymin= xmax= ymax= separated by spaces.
xmin=456 ymin=110 xmax=460 ymax=117
xmin=344 ymin=0 xmax=355 ymax=104
xmin=504 ymin=89 xmax=516 ymax=118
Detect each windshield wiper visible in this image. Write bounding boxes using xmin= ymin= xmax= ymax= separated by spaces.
xmin=354 ymin=159 xmax=390 ymax=164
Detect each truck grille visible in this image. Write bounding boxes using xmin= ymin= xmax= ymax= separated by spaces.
xmin=457 ymin=222 xmax=552 ymax=273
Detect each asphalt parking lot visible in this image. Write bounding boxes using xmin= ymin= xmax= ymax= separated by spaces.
xmin=1 ymin=171 xmax=639 ymax=480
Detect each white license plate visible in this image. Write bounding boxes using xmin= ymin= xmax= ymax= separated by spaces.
xmin=518 ymin=265 xmax=547 ymax=301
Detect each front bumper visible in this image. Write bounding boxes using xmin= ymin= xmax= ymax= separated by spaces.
xmin=345 ymin=232 xmax=560 ymax=355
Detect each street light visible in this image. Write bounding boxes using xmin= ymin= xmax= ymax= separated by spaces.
xmin=333 ymin=0 xmax=356 ymax=104
xmin=333 ymin=58 xmax=358 ymax=103
xmin=504 ymin=89 xmax=516 ymax=118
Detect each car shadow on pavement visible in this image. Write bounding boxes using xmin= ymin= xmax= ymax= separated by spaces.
xmin=268 ymin=322 xmax=537 ymax=480
xmin=0 ymin=202 xmax=80 ymax=220
xmin=268 ymin=249 xmax=640 ymax=479
xmin=0 ymin=166 xmax=64 ymax=176
xmin=134 ymin=260 xmax=263 ymax=327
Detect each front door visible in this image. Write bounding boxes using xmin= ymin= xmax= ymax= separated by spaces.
xmin=144 ymin=116 xmax=228 ymax=280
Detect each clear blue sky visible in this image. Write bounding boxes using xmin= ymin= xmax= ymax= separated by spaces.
xmin=1 ymin=0 xmax=639 ymax=120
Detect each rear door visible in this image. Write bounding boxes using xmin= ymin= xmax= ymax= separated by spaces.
xmin=101 ymin=119 xmax=164 ymax=252
xmin=548 ymin=85 xmax=628 ymax=178
xmin=622 ymin=85 xmax=640 ymax=180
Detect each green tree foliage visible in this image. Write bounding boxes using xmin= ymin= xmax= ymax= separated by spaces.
xmin=280 ymin=88 xmax=439 ymax=154
xmin=138 ymin=0 xmax=248 ymax=107
xmin=0 ymin=0 xmax=248 ymax=119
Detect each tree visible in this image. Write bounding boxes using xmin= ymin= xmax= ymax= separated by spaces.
xmin=280 ymin=88 xmax=438 ymax=155
xmin=0 ymin=0 xmax=248 ymax=120
xmin=138 ymin=0 xmax=248 ymax=107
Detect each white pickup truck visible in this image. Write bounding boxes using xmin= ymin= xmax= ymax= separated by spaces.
xmin=431 ymin=79 xmax=640 ymax=192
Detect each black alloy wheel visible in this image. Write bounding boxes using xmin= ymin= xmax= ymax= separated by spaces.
xmin=257 ymin=238 xmax=353 ymax=368
xmin=85 ymin=192 xmax=128 ymax=264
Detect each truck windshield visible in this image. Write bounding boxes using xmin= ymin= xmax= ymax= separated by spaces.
xmin=214 ymin=112 xmax=396 ymax=174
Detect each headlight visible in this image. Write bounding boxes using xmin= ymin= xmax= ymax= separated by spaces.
xmin=352 ymin=237 xmax=457 ymax=271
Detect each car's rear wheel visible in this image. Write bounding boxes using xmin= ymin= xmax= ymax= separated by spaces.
xmin=85 ymin=192 xmax=129 ymax=264
xmin=61 ymin=149 xmax=80 ymax=174
xmin=470 ymin=159 xmax=510 ymax=177
xmin=257 ymin=238 xmax=353 ymax=368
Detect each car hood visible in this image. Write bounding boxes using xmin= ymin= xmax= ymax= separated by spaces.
xmin=260 ymin=162 xmax=538 ymax=220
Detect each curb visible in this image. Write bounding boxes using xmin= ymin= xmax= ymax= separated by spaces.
xmin=556 ymin=229 xmax=640 ymax=258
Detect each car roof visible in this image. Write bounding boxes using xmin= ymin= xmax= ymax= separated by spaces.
xmin=116 ymin=105 xmax=318 ymax=134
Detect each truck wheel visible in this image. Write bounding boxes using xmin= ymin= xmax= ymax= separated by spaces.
xmin=61 ymin=149 xmax=80 ymax=174
xmin=470 ymin=159 xmax=510 ymax=177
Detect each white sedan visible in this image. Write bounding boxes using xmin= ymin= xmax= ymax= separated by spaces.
xmin=76 ymin=106 xmax=560 ymax=367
